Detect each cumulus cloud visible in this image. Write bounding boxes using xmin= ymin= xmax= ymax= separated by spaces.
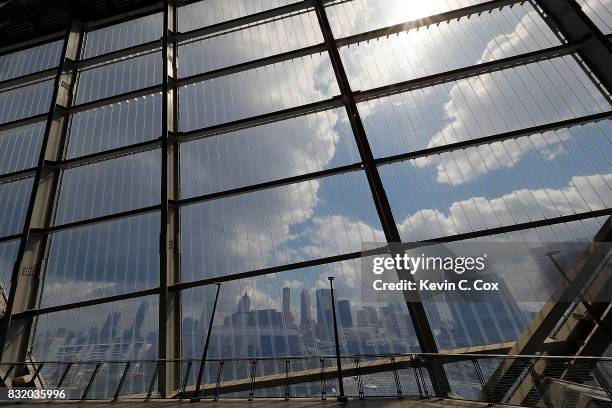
xmin=396 ymin=173 xmax=611 ymax=239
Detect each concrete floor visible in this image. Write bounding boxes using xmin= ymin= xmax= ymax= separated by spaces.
xmin=0 ymin=398 xmax=519 ymax=407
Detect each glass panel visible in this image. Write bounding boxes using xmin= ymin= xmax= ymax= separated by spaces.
xmin=0 ymin=40 xmax=62 ymax=81
xmin=180 ymin=260 xmax=417 ymax=392
xmin=181 ymin=171 xmax=383 ymax=282
xmin=326 ymin=0 xmax=488 ymax=37
xmin=380 ymin=124 xmax=612 ymax=241
xmin=54 ymin=150 xmax=161 ymax=225
xmin=31 ymin=296 xmax=158 ymax=360
xmin=0 ymin=79 xmax=54 ymax=124
xmin=341 ymin=3 xmax=560 ymax=90
xmin=0 ymin=122 xmax=44 ymax=175
xmin=178 ymin=11 xmax=322 ymax=77
xmin=40 ymin=213 xmax=160 ymax=308
xmin=74 ymin=51 xmax=161 ymax=105
xmin=0 ymin=177 xmax=33 ymax=237
xmin=429 ymin=217 xmax=607 ymax=351
xmin=178 ymin=0 xmax=302 ymax=32
xmin=0 ymin=240 xmax=19 ymax=297
xmin=179 ymin=53 xmax=338 ymax=131
xmin=361 ymin=56 xmax=610 ymax=159
xmin=577 ymin=0 xmax=612 ymax=34
xmin=65 ymin=92 xmax=161 ymax=158
xmin=82 ymin=13 xmax=163 ymax=58
xmin=180 ymin=108 xmax=359 ymax=198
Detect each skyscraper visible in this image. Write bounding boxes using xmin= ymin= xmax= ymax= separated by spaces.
xmin=315 ymin=288 xmax=333 ymax=328
xmin=337 ymin=299 xmax=353 ymax=328
xmin=300 ymin=289 xmax=312 ymax=329
xmin=282 ymin=287 xmax=294 ymax=327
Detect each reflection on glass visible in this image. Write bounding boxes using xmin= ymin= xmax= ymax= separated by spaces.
xmin=74 ymin=51 xmax=161 ymax=105
xmin=0 ymin=79 xmax=54 ymax=124
xmin=31 ymin=296 xmax=158 ymax=398
xmin=41 ymin=213 xmax=160 ymax=308
xmin=0 ymin=177 xmax=33 ymax=237
xmin=54 ymin=150 xmax=161 ymax=225
xmin=179 ymin=11 xmax=322 ymax=77
xmin=380 ymin=126 xmax=611 ymax=241
xmin=81 ymin=13 xmax=163 ymax=59
xmin=0 ymin=40 xmax=62 ymax=81
xmin=66 ymin=93 xmax=161 ymax=158
xmin=180 ymin=259 xmax=417 ymax=395
xmin=361 ymin=57 xmax=610 ymax=159
xmin=326 ymin=0 xmax=487 ymax=37
xmin=178 ymin=0 xmax=301 ymax=32
xmin=576 ymin=0 xmax=612 ymax=35
xmin=341 ymin=3 xmax=559 ymax=90
xmin=180 ymin=108 xmax=359 ymax=198
xmin=0 ymin=240 xmax=19 ymax=297
xmin=0 ymin=122 xmax=45 ymax=175
xmin=179 ymin=54 xmax=338 ymax=130
xmin=181 ymin=171 xmax=383 ymax=282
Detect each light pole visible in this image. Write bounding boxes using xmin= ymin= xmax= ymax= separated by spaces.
xmin=328 ymin=277 xmax=347 ymax=402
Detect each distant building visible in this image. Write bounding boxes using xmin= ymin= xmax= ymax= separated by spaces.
xmin=337 ymin=299 xmax=353 ymax=328
xmin=300 ymin=289 xmax=312 ymax=329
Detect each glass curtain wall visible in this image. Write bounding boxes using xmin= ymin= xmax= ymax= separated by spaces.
xmin=0 ymin=0 xmax=609 ymax=399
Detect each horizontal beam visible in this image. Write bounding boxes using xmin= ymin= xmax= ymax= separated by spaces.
xmin=354 ymin=42 xmax=580 ymax=102
xmin=0 ymin=113 xmax=48 ymax=133
xmin=176 ymin=0 xmax=315 ymax=43
xmin=375 ymin=111 xmax=612 ymax=166
xmin=7 ymin=209 xmax=609 ymax=318
xmin=69 ymin=84 xmax=162 ymax=113
xmin=0 ymin=168 xmax=37 ymax=185
xmin=0 ymin=68 xmax=57 ymax=92
xmin=50 ymin=138 xmax=162 ymax=170
xmin=11 ymin=287 xmax=160 ymax=319
xmin=75 ymin=39 xmax=162 ymax=70
xmin=0 ymin=234 xmax=22 ymax=244
xmin=177 ymin=43 xmax=327 ymax=87
xmin=40 ymin=204 xmax=161 ymax=234
xmin=175 ymin=162 xmax=363 ymax=207
xmin=177 ymin=96 xmax=344 ymax=141
xmin=336 ymin=0 xmax=522 ymax=48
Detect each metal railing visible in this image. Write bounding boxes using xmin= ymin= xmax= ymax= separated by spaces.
xmin=1 ymin=353 xmax=611 ymax=406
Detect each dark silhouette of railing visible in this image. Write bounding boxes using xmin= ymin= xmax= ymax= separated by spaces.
xmin=1 ymin=353 xmax=610 ymax=406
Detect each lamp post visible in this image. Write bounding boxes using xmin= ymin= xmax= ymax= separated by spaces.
xmin=328 ymin=277 xmax=347 ymax=402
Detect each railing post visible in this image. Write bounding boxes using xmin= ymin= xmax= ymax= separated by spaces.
xmin=146 ymin=361 xmax=161 ymax=401
xmin=284 ymin=358 xmax=290 ymax=400
xmin=328 ymin=277 xmax=347 ymax=402
xmin=391 ymin=357 xmax=403 ymax=399
xmin=248 ymin=359 xmax=257 ymax=401
xmin=113 ymin=362 xmax=131 ymax=402
xmin=472 ymin=359 xmax=493 ymax=405
xmin=191 ymin=282 xmax=221 ymax=402
xmin=56 ymin=362 xmax=72 ymax=388
xmin=355 ymin=357 xmax=364 ymax=400
xmin=1 ymin=363 xmax=15 ymax=386
xmin=179 ymin=360 xmax=192 ymax=400
xmin=320 ymin=357 xmax=326 ymax=400
xmin=81 ymin=362 xmax=101 ymax=401
xmin=213 ymin=360 xmax=224 ymax=401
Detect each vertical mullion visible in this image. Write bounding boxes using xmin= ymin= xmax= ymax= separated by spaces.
xmin=532 ymin=0 xmax=612 ymax=96
xmin=159 ymin=0 xmax=181 ymax=397
xmin=311 ymin=0 xmax=451 ymax=396
xmin=0 ymin=20 xmax=83 ymax=364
